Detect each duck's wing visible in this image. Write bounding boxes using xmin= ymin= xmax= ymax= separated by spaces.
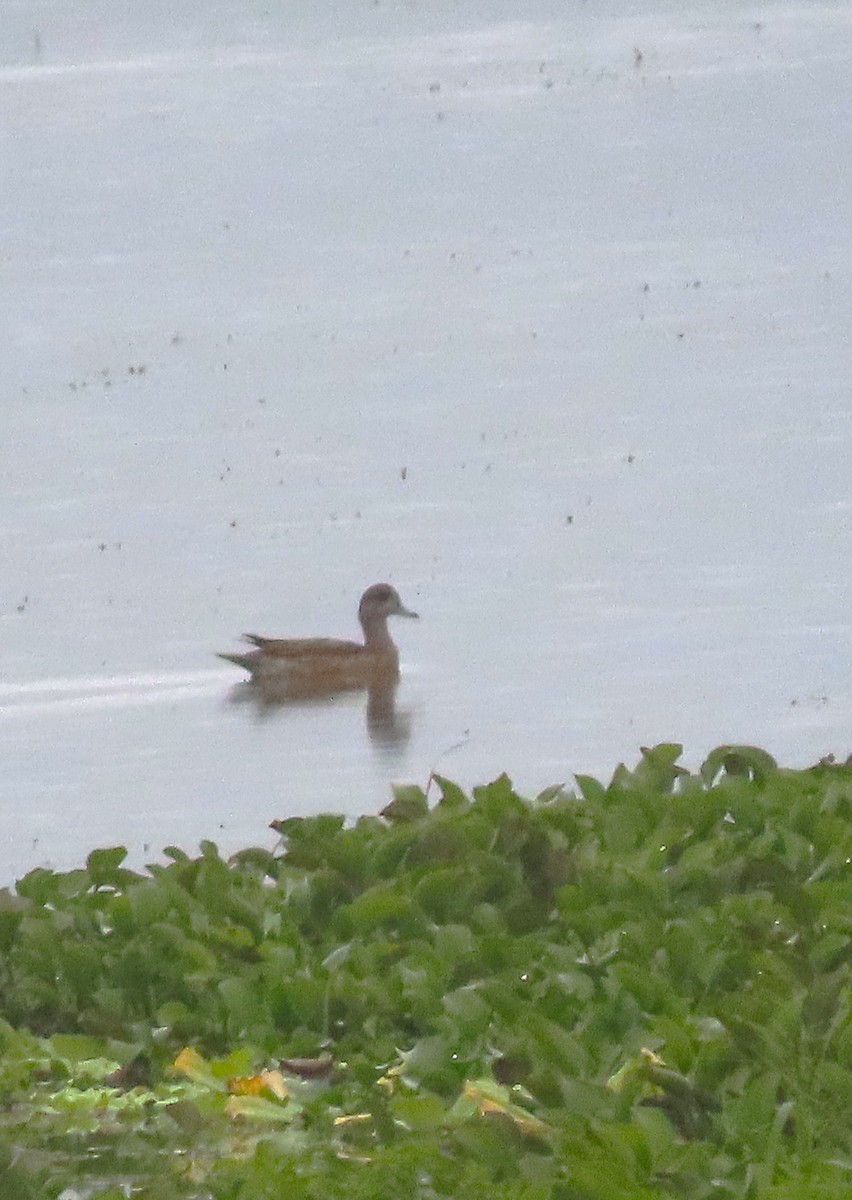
xmin=240 ymin=635 xmax=363 ymax=659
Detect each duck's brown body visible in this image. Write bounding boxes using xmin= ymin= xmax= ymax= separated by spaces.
xmin=217 ymin=583 xmax=418 ymax=693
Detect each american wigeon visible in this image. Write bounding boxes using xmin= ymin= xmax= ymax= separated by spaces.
xmin=217 ymin=582 xmax=419 ymax=691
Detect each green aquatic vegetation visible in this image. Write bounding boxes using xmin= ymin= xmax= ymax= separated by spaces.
xmin=0 ymin=744 xmax=850 ymax=1197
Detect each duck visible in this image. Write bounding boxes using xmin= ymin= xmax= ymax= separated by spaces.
xmin=217 ymin=582 xmax=419 ymax=692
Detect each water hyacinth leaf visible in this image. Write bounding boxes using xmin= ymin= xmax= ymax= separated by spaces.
xmin=610 ymin=962 xmax=673 ymax=1013
xmin=148 ymin=923 xmax=220 ymax=978
xmin=124 ymin=878 xmax=172 ymax=928
xmin=389 ymin=1090 xmax=448 ymax=1132
xmin=454 ymin=1078 xmax=550 ymax=1139
xmin=599 ymin=803 xmax=656 ymax=855
xmin=0 ymin=889 xmax=28 ymax=952
xmin=409 ymin=817 xmax=479 ymax=867
xmin=345 ymin=883 xmax=412 ymax=931
xmin=604 ymin=746 xmax=676 ymax=794
xmin=535 ymin=783 xmax=566 ymax=804
xmin=218 ymin=976 xmax=267 ymax=1037
xmin=574 ymin=773 xmax=606 ymax=802
xmin=272 ymin=973 xmax=325 ymax=1027
xmin=15 ymin=867 xmax=63 ymax=906
xmin=472 ymin=774 xmax=526 ymax=824
xmin=722 ymin=1072 xmax=789 ymax=1173
xmin=321 ymin=941 xmax=353 ymax=971
xmin=431 ymin=774 xmax=469 ymax=809
xmin=448 ymin=1110 xmax=534 ymax=1174
xmin=626 ymin=744 xmax=687 ymax=793
xmin=173 ymin=1047 xmax=226 ymax=1091
xmin=413 ymin=867 xmax=474 ymax=921
xmin=523 ymin=1012 xmax=588 ymax=1076
xmin=207 ymin=1046 xmax=256 ymax=1081
xmin=397 ymin=1035 xmax=454 ymax=1083
xmin=155 ymin=999 xmax=196 ymax=1039
xmin=85 ymin=846 xmax=133 ymax=887
xmin=271 ymin=814 xmax=347 ymax=867
xmin=49 ymin=1033 xmax=114 ymax=1065
xmin=639 ymin=1065 xmax=721 ymax=1139
xmin=228 ymin=847 xmax=278 ymax=875
xmin=226 ymin=1069 xmax=288 ymax=1100
xmin=59 ymin=942 xmax=104 ymax=1005
xmin=1 ymin=755 xmax=852 ymax=1193
xmin=477 ymin=978 xmax=524 ymax=1021
xmin=441 ymin=985 xmax=490 ymax=1031
xmin=160 ymin=845 xmax=191 ymax=863
xmin=701 ymin=744 xmax=778 ymax=786
xmin=552 ymin=1075 xmax=613 ymax=1121
xmin=225 ymin=1093 xmax=296 ymax=1123
xmin=632 ymin=1102 xmax=681 ymax=1160
xmin=808 ymin=931 xmax=850 ymax=973
xmin=549 ymin=964 xmax=594 ymax=1003
xmin=432 ymin=922 xmax=475 ymax=964
xmin=380 ymin=785 xmax=429 ymax=823
xmin=165 ymin=1098 xmax=207 ymax=1135
xmin=607 ymin=1051 xmax=651 ymax=1096
xmin=315 ymin=830 xmax=373 ymax=886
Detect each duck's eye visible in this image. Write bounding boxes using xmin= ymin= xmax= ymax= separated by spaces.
xmin=372 ymin=585 xmax=393 ymax=602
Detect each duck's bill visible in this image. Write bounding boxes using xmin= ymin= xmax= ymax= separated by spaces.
xmin=398 ymin=604 xmax=419 ymax=619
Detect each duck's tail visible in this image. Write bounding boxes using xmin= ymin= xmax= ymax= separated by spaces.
xmin=216 ymin=651 xmax=255 ymax=674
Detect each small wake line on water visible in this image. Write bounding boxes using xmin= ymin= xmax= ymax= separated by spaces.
xmin=0 ymin=45 xmax=316 ymax=84
xmin=0 ymin=670 xmax=233 ymax=717
xmin=0 ymin=669 xmax=230 ymax=697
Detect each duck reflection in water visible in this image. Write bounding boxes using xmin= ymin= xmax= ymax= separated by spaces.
xmin=217 ymin=583 xmax=418 ymax=749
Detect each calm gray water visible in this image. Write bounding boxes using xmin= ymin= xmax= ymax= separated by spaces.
xmin=3 ymin=1 xmax=852 ymax=882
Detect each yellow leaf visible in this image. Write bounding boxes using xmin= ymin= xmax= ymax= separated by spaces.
xmin=173 ymin=1047 xmax=204 ymax=1074
xmin=260 ymin=1069 xmax=289 ymax=1100
xmin=227 ymin=1073 xmax=265 ymax=1096
xmin=463 ymin=1081 xmax=550 ymax=1137
xmin=227 ymin=1069 xmax=289 ymax=1100
xmin=172 ymin=1047 xmax=225 ymax=1092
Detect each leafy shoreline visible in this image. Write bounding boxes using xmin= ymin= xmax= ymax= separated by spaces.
xmin=0 ymin=745 xmax=850 ymax=1198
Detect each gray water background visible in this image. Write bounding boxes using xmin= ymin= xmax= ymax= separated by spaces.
xmin=2 ymin=0 xmax=852 ymax=881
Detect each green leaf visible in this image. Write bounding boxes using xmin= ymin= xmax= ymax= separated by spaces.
xmin=14 ymin=867 xmax=61 ymax=906
xmin=381 ymin=785 xmax=429 ymax=823
xmin=702 ymin=744 xmax=778 ymax=785
xmin=218 ymin=977 xmax=267 ymax=1038
xmin=432 ymin=774 xmax=469 ymax=809
xmin=226 ymin=1093 xmax=297 ymax=1123
xmin=390 ymin=1090 xmax=448 ymax=1132
xmin=574 ymin=773 xmax=606 ymax=802
xmin=432 ymin=923 xmax=475 ymax=964
xmin=442 ymin=985 xmax=489 ymax=1031
xmin=345 ymin=883 xmax=413 ymax=931
xmin=472 ymin=774 xmax=526 ymax=823
xmin=85 ymin=846 xmax=131 ymax=886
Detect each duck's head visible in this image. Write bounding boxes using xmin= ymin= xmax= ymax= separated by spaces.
xmin=359 ymin=583 xmax=419 ymax=623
